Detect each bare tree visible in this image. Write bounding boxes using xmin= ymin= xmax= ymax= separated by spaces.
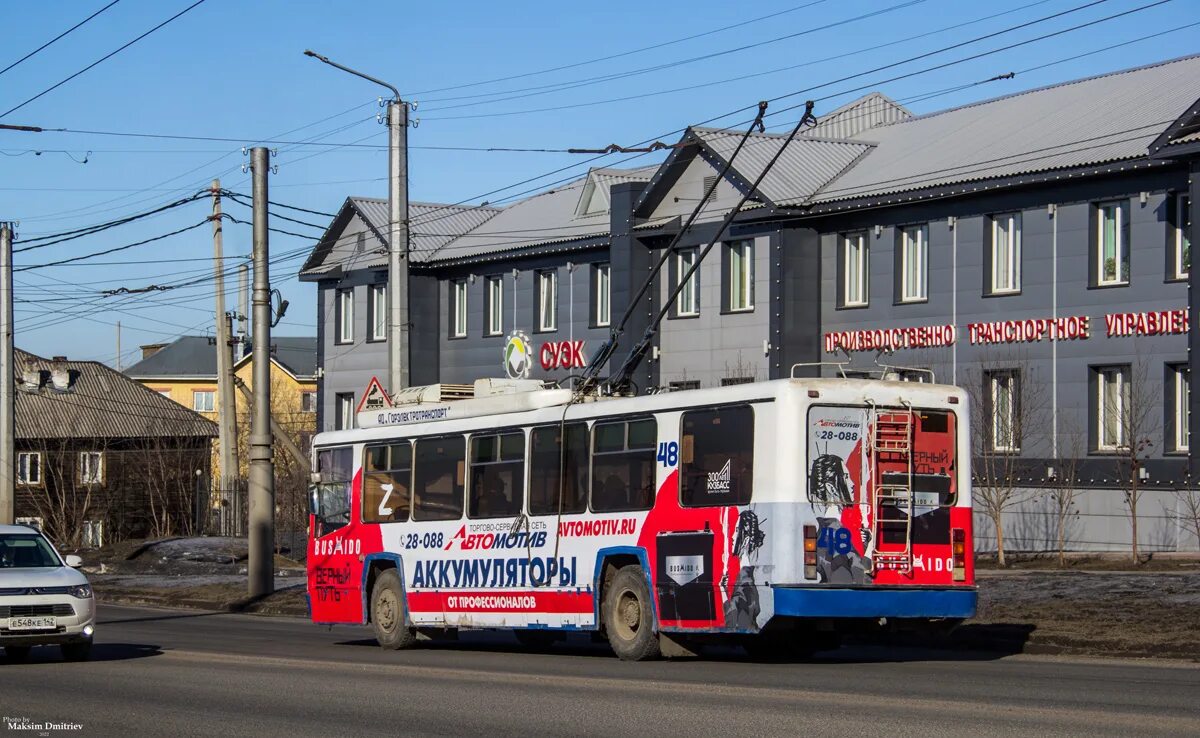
xmin=1047 ymin=414 xmax=1085 ymax=568
xmin=1107 ymin=359 xmax=1159 ymax=565
xmin=1172 ymin=486 xmax=1200 ymax=551
xmin=28 ymin=438 xmax=113 ymax=548
xmin=138 ymin=435 xmax=205 ymax=540
xmin=964 ymin=351 xmax=1048 ymax=566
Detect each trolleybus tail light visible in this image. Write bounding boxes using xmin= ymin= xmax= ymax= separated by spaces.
xmin=952 ymin=528 xmax=966 ymax=581
xmin=803 ymin=524 xmax=818 ymax=579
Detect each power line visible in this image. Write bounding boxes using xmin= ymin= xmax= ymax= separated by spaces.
xmin=15 ymin=219 xmax=210 ymax=272
xmin=13 ymin=191 xmax=207 ymax=250
xmin=0 ymin=0 xmax=122 ymax=78
xmin=0 ymin=0 xmax=210 ymax=119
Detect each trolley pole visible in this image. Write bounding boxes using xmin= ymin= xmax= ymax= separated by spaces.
xmin=248 ymin=148 xmax=275 ymax=599
xmin=211 ymin=181 xmax=239 ymax=522
xmin=0 ymin=222 xmax=12 ymax=526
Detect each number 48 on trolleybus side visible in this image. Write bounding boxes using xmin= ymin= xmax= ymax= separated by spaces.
xmin=306 ymin=376 xmax=975 ymax=660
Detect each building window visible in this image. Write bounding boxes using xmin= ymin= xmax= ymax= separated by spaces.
xmin=336 ymin=392 xmax=355 ymax=431
xmin=153 ymin=388 xmax=171 ymax=398
xmin=1096 ymin=202 xmax=1127 ymax=286
xmin=192 ymin=390 xmax=215 ymax=413
xmin=676 ymin=249 xmax=699 ymax=316
xmin=1173 ymin=365 xmax=1190 ymax=452
xmin=537 ymin=270 xmax=557 ymax=332
xmin=842 ymin=232 xmax=868 ymax=307
xmin=987 ymin=370 xmax=1019 ymax=452
xmin=485 ymin=276 xmax=503 ymax=336
xmin=79 ymin=452 xmax=103 ymax=485
xmin=300 ymin=391 xmax=317 ymax=413
xmin=990 ymin=212 xmax=1022 ymax=294
xmin=680 ymin=405 xmax=755 ymax=507
xmin=669 ymin=380 xmax=700 ymax=391
xmin=467 ymin=432 xmax=525 ymax=518
xmin=452 ymin=280 xmax=468 ymax=338
xmin=1173 ymin=193 xmax=1191 ymax=280
xmin=720 ymin=377 xmax=754 ymax=386
xmin=368 ymin=284 xmax=386 ymax=342
xmin=336 ymin=288 xmax=354 ymax=344
xmin=899 ymin=224 xmax=928 ymax=302
xmin=1096 ymin=365 xmax=1131 ymax=450
xmin=17 ymin=452 xmax=41 ymax=486
xmin=727 ymin=240 xmax=754 ymax=312
xmin=593 ymin=263 xmax=611 ymax=327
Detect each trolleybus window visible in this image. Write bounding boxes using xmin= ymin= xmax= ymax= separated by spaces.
xmin=312 ymin=446 xmax=353 ymax=535
xmin=413 ymin=435 xmax=466 ymax=521
xmin=363 ymin=442 xmax=412 ymax=523
xmin=680 ymin=405 xmax=754 ymax=507
xmin=591 ymin=418 xmax=657 ymax=512
xmin=468 ymin=432 xmax=525 ymax=518
xmin=529 ymin=422 xmax=588 ymax=515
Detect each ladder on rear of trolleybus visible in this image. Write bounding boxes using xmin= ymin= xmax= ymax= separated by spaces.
xmin=868 ymin=402 xmax=916 ymax=574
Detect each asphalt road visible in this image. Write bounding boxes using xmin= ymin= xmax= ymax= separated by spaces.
xmin=1 ymin=605 xmax=1197 ymax=737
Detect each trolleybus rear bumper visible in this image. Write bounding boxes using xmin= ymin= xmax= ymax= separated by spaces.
xmin=772 ymin=586 xmax=976 ymax=619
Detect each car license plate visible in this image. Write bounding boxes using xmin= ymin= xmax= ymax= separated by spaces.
xmin=9 ymin=616 xmax=55 ymax=630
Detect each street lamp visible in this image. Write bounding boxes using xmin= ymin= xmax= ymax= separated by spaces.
xmin=304 ymin=50 xmax=410 ymax=396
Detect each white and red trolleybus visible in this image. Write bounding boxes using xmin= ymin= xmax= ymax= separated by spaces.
xmin=306 ymin=374 xmax=976 ymax=660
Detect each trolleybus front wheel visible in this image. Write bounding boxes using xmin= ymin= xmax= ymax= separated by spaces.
xmin=370 ymin=569 xmax=417 ymax=650
xmin=603 ymin=565 xmax=660 ymax=661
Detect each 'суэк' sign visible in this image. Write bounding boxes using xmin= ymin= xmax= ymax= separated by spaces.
xmin=540 ymin=340 xmax=587 ymax=370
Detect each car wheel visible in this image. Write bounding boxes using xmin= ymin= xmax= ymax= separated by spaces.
xmin=4 ymin=645 xmax=32 ymax=662
xmin=603 ymin=565 xmax=660 ymax=661
xmin=371 ymin=569 xmax=417 ymax=650
xmin=61 ymin=642 xmax=92 ymax=662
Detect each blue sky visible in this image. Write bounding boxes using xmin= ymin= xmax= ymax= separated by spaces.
xmin=1 ymin=0 xmax=1195 ymax=366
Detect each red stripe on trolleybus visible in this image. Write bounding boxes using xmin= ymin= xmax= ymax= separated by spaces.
xmin=407 ymin=590 xmax=594 ymax=614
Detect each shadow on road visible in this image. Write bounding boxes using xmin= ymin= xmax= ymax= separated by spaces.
xmin=3 ymin=642 xmax=163 ymax=664
xmin=98 ymin=610 xmax=227 ymax=626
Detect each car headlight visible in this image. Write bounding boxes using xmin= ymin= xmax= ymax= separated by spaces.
xmin=67 ymin=584 xmax=93 ymax=599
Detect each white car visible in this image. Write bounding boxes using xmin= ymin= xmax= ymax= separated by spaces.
xmin=0 ymin=524 xmax=95 ymax=662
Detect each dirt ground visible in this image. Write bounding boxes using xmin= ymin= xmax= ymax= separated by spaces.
xmin=77 ymin=537 xmax=303 ymax=576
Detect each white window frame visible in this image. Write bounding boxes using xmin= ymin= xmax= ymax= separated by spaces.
xmin=989 ymin=371 xmax=1018 ymax=452
xmin=728 ymin=239 xmax=754 ymax=312
xmin=1097 ymin=366 xmax=1130 ymax=451
xmin=538 ymin=270 xmax=558 ymax=332
xmin=843 ymin=232 xmax=868 ymax=307
xmin=1097 ymin=202 xmax=1126 ymax=286
xmin=1175 ymin=193 xmax=1191 ymax=280
xmin=486 ymin=277 xmax=503 ymax=336
xmin=17 ymin=452 xmax=41 ymax=486
xmin=900 ymin=225 xmax=928 ymax=302
xmin=369 ymin=284 xmax=387 ymax=341
xmin=192 ymin=390 xmax=215 ymax=413
xmin=452 ymin=280 xmax=468 ymax=338
xmin=991 ymin=212 xmax=1022 ymax=294
xmin=337 ymin=393 xmax=355 ymax=431
xmin=336 ymin=288 xmax=354 ymax=343
xmin=594 ymin=263 xmax=611 ymax=327
xmin=1175 ymin=365 xmax=1190 ymax=452
xmin=79 ymin=452 xmax=104 ymax=485
xmin=301 ymin=391 xmax=317 ymax=413
xmin=676 ymin=249 xmax=699 ymax=316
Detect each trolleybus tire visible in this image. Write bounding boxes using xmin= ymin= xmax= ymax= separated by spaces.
xmin=603 ymin=565 xmax=660 ymax=661
xmin=370 ymin=569 xmax=417 ymax=650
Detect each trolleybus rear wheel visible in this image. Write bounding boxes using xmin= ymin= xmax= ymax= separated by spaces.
xmin=603 ymin=565 xmax=660 ymax=661
xmin=371 ymin=569 xmax=417 ymax=650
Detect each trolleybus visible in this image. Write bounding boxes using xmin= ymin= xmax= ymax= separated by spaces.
xmin=306 ymin=374 xmax=975 ymax=660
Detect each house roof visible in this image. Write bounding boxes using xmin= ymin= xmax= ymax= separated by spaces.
xmin=800 ymin=53 xmax=1200 ymax=207
xmin=15 ymin=350 xmax=217 ymax=441
xmin=799 ymin=92 xmax=911 ymax=140
xmin=124 ymin=335 xmax=317 ymax=380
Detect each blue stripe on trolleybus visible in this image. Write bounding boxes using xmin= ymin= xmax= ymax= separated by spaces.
xmin=772 ymin=587 xmax=977 ymax=619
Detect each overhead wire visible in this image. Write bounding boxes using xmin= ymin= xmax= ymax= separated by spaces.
xmin=0 ymin=0 xmax=122 ymax=78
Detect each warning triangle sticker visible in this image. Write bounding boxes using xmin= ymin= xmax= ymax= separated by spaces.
xmin=356 ymin=376 xmax=392 ymax=413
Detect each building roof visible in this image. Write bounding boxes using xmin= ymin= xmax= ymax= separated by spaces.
xmin=15 ymin=350 xmax=217 ymax=441
xmin=800 ymin=54 xmax=1200 ymax=207
xmin=124 ymin=335 xmax=317 ymax=380
xmin=800 ymin=92 xmax=911 ymax=140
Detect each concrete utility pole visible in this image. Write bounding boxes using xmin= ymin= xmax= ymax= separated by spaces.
xmin=248 ymin=148 xmax=275 ymax=599
xmin=0 ymin=222 xmax=13 ymax=525
xmin=304 ymin=50 xmax=409 ymax=394
xmin=238 ymin=263 xmax=249 ymax=356
xmin=210 ymin=180 xmax=239 ymax=515
xmin=115 ymin=321 xmax=121 ymax=371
